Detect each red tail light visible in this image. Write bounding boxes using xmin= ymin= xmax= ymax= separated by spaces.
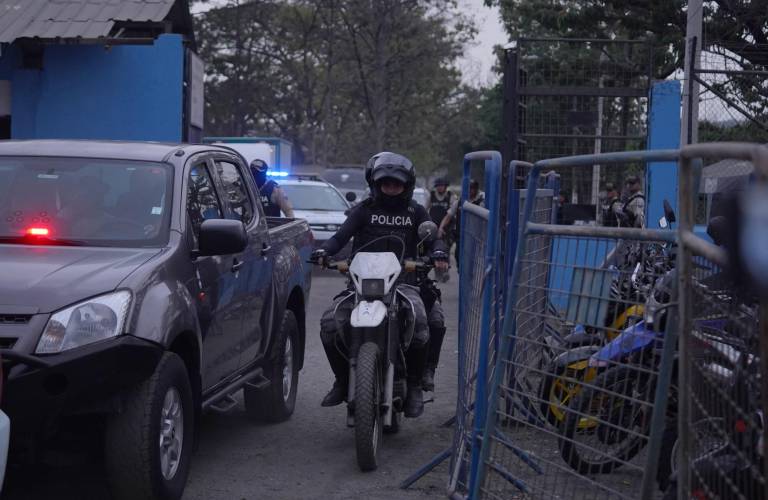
xmin=26 ymin=227 xmax=50 ymax=236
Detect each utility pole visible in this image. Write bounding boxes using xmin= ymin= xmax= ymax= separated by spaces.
xmin=680 ymin=0 xmax=703 ymax=145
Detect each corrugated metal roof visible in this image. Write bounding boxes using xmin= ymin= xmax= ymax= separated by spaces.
xmin=0 ymin=0 xmax=176 ymax=44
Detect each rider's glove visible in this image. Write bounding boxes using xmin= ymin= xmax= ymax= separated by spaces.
xmin=311 ymin=248 xmax=328 ymax=267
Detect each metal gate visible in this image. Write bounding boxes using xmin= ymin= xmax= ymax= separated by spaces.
xmin=502 ymin=38 xmax=651 ymax=219
xmin=474 ymin=149 xmax=681 ymax=499
xmin=675 ymin=143 xmax=768 ymax=499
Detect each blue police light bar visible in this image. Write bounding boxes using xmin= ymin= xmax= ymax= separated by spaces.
xmin=267 ymin=171 xmax=289 ymax=177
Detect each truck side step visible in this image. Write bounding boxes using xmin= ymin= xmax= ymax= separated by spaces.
xmin=203 ymin=367 xmax=270 ymax=413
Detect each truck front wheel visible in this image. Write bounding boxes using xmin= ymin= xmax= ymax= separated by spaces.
xmin=105 ymin=352 xmax=194 ymax=500
xmin=244 ymin=310 xmax=300 ymax=422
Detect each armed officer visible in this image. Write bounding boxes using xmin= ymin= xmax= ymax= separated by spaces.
xmin=425 ymin=176 xmax=454 ymax=283
xmin=311 ymin=152 xmax=449 ymax=418
xmin=249 ymin=159 xmax=295 ymax=218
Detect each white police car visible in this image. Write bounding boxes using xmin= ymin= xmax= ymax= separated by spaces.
xmin=277 ymin=174 xmax=351 ymax=247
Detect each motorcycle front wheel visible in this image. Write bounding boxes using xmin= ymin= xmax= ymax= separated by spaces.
xmin=355 ymin=342 xmax=383 ymax=471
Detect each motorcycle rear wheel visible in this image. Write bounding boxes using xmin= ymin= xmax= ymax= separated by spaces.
xmin=355 ymin=342 xmax=383 ymax=471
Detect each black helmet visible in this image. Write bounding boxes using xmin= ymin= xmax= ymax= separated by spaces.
xmin=250 ymin=159 xmax=268 ymax=173
xmin=365 ymin=151 xmax=392 ymax=188
xmin=433 ymin=176 xmax=449 ymax=187
xmin=368 ymin=152 xmax=416 ymax=206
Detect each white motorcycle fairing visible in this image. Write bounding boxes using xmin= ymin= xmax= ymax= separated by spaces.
xmin=350 ymin=300 xmax=388 ymax=327
xmin=348 ymin=252 xmax=402 ymax=296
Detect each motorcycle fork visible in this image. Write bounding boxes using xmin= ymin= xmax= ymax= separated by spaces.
xmin=383 ymin=307 xmax=398 ymax=427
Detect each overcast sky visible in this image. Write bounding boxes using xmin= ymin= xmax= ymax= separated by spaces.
xmin=458 ymin=0 xmax=508 ymax=87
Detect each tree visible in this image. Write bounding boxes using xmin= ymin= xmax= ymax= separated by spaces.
xmin=487 ymin=0 xmax=768 ymax=120
xmin=488 ymin=1 xmax=767 ymax=75
xmin=195 ymin=0 xmax=477 ymax=173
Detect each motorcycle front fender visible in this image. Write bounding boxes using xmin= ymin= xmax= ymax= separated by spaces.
xmin=350 ymin=300 xmax=388 ymax=327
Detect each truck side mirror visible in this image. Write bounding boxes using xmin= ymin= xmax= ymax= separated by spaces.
xmin=197 ymin=219 xmax=248 ymax=256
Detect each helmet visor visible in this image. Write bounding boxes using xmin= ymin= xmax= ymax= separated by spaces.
xmin=372 ymin=165 xmax=411 ymax=185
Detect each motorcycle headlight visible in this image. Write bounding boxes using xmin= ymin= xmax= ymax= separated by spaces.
xmin=36 ymin=291 xmax=132 ymax=354
xmin=361 ymin=279 xmax=386 ymax=299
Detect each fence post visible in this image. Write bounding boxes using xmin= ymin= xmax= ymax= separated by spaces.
xmin=647 ymin=80 xmax=681 ymax=229
xmin=460 ymin=151 xmax=503 ymax=498
xmin=469 ymin=163 xmax=542 ymax=500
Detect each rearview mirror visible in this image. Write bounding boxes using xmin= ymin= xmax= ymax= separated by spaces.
xmin=663 ymin=199 xmax=676 ymax=224
xmin=418 ymin=221 xmax=438 ymax=243
xmin=345 ymin=191 xmax=357 ymax=203
xmin=197 ymin=219 xmax=248 ymax=256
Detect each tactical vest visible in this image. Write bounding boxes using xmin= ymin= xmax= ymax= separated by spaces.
xmin=429 ymin=190 xmax=453 ymax=224
xmin=259 ymin=180 xmax=281 ymax=217
xmin=603 ymin=198 xmax=621 ymax=227
xmin=622 ymin=192 xmax=645 ymax=226
xmin=351 ymin=200 xmax=420 ymax=259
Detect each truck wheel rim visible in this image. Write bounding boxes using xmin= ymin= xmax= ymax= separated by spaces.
xmin=159 ymin=387 xmax=184 ymax=480
xmin=283 ymin=336 xmax=293 ymax=401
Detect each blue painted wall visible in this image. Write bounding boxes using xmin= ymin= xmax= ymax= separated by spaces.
xmin=4 ymin=34 xmax=184 ymax=141
xmin=646 ymin=80 xmax=681 ymax=228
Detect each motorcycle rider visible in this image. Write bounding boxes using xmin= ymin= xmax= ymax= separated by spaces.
xmin=249 ymin=159 xmax=295 ymax=217
xmin=425 ymin=176 xmax=454 ymax=283
xmin=311 ymin=152 xmax=449 ymax=418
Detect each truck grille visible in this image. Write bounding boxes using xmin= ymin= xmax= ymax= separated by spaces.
xmin=0 ymin=314 xmax=32 ymax=325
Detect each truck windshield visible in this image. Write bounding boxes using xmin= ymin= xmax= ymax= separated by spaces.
xmin=0 ymin=157 xmax=172 ymax=247
xmin=280 ymin=184 xmax=348 ymax=211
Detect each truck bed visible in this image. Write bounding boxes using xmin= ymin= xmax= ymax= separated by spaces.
xmin=266 ymin=217 xmax=310 ymax=240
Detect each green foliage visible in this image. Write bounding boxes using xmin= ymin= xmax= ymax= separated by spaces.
xmin=488 ymin=0 xmax=768 ymax=78
xmin=195 ymin=0 xmax=480 ymax=173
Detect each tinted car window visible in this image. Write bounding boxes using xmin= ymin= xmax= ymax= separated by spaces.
xmin=187 ymin=163 xmax=222 ymax=240
xmin=0 ymin=156 xmax=172 ymax=247
xmin=280 ymin=184 xmax=348 ymax=211
xmin=215 ymin=160 xmax=254 ymax=224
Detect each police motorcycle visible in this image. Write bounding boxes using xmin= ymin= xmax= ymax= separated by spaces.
xmin=310 ymin=221 xmax=439 ymax=471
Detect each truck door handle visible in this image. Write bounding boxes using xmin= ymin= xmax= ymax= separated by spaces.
xmin=261 ymin=244 xmax=272 ymax=256
xmin=231 ymin=259 xmax=244 ymax=273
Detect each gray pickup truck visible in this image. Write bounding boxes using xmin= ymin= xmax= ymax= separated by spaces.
xmin=0 ymin=140 xmax=313 ymax=500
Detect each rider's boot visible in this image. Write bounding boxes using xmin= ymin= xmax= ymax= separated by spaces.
xmin=405 ymin=344 xmax=428 ymax=418
xmin=321 ymin=340 xmax=349 ymax=407
xmin=423 ymin=326 xmax=446 ymax=391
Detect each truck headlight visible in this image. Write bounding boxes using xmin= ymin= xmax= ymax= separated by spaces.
xmin=36 ymin=291 xmax=132 ymax=354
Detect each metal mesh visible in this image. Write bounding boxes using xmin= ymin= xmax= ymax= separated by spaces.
xmin=515 ymin=39 xmax=651 ymax=205
xmin=450 ymin=206 xmax=491 ymax=494
xmin=674 ymin=253 xmax=764 ymax=499
xmin=694 ymin=46 xmax=768 ymax=145
xmin=480 ymin=231 xmax=675 ymax=499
